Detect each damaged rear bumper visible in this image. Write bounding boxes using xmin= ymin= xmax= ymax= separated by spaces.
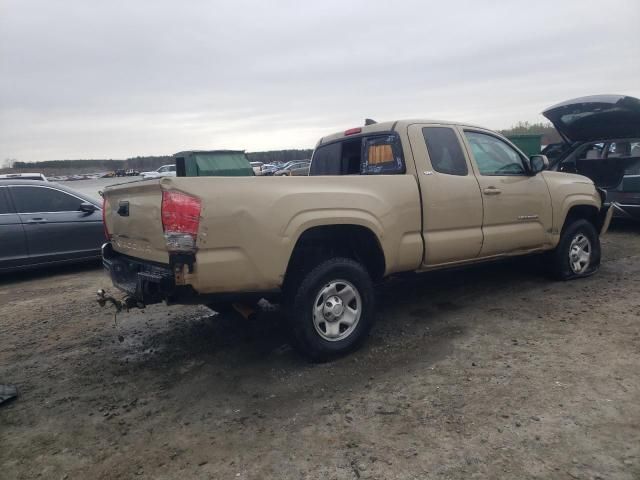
xmin=101 ymin=242 xmax=176 ymax=305
xmin=100 ymin=243 xmax=277 ymax=308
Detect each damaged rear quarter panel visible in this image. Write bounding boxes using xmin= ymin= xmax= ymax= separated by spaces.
xmin=172 ymin=175 xmax=423 ymax=294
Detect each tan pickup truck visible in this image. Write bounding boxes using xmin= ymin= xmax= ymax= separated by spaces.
xmin=101 ymin=119 xmax=613 ymax=360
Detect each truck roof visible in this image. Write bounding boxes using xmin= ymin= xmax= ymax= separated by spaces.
xmin=317 ymin=119 xmax=490 ymax=146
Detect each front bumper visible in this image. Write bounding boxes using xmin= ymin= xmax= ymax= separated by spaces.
xmin=101 ymin=242 xmax=176 ymax=305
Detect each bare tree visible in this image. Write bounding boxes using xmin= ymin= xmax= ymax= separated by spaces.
xmin=1 ymin=158 xmax=16 ymax=169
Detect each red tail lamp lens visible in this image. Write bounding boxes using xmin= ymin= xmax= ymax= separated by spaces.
xmin=161 ymin=190 xmax=201 ymax=236
xmin=102 ymin=197 xmax=110 ymax=240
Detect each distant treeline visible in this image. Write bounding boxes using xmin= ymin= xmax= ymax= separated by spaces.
xmin=12 ymin=156 xmax=173 ymax=172
xmin=7 ymin=149 xmax=314 ymax=174
xmin=499 ymin=121 xmax=562 ymax=146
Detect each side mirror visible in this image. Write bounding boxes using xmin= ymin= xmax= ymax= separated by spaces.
xmin=530 ymin=154 xmax=549 ymax=174
xmin=79 ymin=202 xmax=97 ymax=213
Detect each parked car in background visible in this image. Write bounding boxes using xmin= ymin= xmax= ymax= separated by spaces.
xmin=249 ymin=161 xmax=264 ymax=175
xmin=275 ymin=161 xmax=310 ymax=176
xmin=0 ymin=179 xmax=104 ymax=272
xmin=543 ymin=94 xmax=640 ymax=220
xmin=141 ymin=164 xmax=177 ymax=179
xmin=260 ymin=163 xmax=280 ymax=176
xmin=0 ymin=173 xmax=48 ymax=182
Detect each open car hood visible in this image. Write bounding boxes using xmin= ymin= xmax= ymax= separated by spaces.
xmin=543 ymin=95 xmax=640 ymax=143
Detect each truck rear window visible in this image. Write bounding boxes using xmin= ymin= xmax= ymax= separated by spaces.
xmin=310 ymin=134 xmax=404 ymax=175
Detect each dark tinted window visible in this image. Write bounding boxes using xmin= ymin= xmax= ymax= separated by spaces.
xmin=0 ymin=187 xmax=14 ymax=214
xmin=361 ymin=135 xmax=404 ymax=174
xmin=422 ymin=127 xmax=468 ymax=175
xmin=11 ymin=186 xmax=83 ymax=213
xmin=310 ymin=142 xmax=341 ymax=175
xmin=310 ymin=139 xmax=361 ymax=175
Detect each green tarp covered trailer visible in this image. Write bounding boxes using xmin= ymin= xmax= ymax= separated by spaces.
xmin=174 ymin=150 xmax=255 ymax=177
xmin=506 ymin=134 xmax=543 ymax=156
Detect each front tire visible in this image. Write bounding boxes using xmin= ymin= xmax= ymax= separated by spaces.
xmin=550 ymin=218 xmax=600 ymax=280
xmin=287 ymin=258 xmax=375 ymax=362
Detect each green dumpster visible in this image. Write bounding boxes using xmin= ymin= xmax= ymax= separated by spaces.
xmin=506 ymin=134 xmax=543 ymax=156
xmin=174 ymin=150 xmax=254 ymax=177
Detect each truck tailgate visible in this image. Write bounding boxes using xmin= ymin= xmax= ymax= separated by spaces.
xmin=103 ymin=180 xmax=169 ymax=264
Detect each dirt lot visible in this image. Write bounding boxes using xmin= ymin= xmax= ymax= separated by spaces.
xmin=1 ymin=224 xmax=639 ymax=480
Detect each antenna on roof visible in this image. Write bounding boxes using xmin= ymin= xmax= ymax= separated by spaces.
xmin=364 ymin=118 xmax=377 ymax=126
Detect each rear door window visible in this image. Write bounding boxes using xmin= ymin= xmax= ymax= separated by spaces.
xmin=578 ymin=143 xmax=605 ymax=160
xmin=422 ymin=127 xmax=468 ymax=175
xmin=0 ymin=187 xmax=14 ymax=214
xmin=10 ymin=186 xmax=83 ymax=213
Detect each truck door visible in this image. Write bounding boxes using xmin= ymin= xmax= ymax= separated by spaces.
xmin=407 ymin=124 xmax=484 ymax=266
xmin=460 ymin=129 xmax=552 ymax=256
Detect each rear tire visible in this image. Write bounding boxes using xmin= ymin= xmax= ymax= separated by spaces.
xmin=550 ymin=218 xmax=600 ymax=280
xmin=286 ymin=257 xmax=375 ymax=362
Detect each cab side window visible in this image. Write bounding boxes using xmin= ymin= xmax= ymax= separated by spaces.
xmin=361 ymin=135 xmax=404 ymax=175
xmin=422 ymin=127 xmax=468 ymax=176
xmin=464 ymin=131 xmax=526 ymax=176
xmin=310 ymin=134 xmax=404 ymax=175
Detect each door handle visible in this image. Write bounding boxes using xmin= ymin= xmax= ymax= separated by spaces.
xmin=483 ymin=187 xmax=502 ymax=195
xmin=27 ymin=217 xmax=47 ymax=224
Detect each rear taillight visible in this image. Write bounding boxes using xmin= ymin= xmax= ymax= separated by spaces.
xmin=161 ymin=190 xmax=201 ymax=252
xmin=102 ymin=197 xmax=110 ymax=240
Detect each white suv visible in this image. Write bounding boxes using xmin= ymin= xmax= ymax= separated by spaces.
xmin=141 ymin=164 xmax=176 ymax=179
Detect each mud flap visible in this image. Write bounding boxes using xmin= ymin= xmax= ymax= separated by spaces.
xmin=600 ymin=203 xmax=615 ymax=235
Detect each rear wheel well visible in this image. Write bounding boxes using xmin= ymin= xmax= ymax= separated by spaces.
xmin=563 ymin=205 xmax=599 ymax=232
xmin=283 ymin=225 xmax=386 ymax=292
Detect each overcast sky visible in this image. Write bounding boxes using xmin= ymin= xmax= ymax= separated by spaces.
xmin=1 ymin=0 xmax=639 ymax=162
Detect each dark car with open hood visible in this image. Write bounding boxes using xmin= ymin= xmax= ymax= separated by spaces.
xmin=542 ymin=94 xmax=640 ymax=220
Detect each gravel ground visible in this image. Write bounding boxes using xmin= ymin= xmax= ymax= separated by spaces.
xmin=1 ymin=223 xmax=639 ymax=479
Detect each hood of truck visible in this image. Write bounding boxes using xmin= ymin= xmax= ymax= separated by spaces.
xmin=543 ymin=95 xmax=640 ymax=143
